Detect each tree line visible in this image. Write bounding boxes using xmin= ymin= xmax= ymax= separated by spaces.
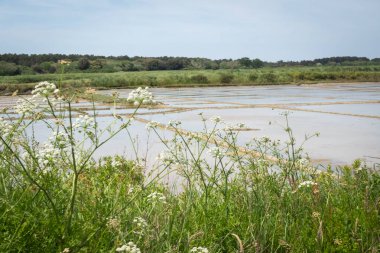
xmin=0 ymin=53 xmax=379 ymax=76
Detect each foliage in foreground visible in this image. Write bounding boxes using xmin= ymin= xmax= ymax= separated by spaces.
xmin=0 ymin=83 xmax=379 ymax=252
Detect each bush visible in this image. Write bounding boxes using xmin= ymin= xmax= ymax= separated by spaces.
xmin=220 ymin=73 xmax=234 ymax=84
xmin=248 ymin=73 xmax=259 ymax=82
xmin=0 ymin=61 xmax=21 ymax=76
xmin=259 ymin=71 xmax=277 ymax=83
xmin=190 ymin=74 xmax=209 ymax=84
xmin=78 ymin=58 xmax=91 ymax=70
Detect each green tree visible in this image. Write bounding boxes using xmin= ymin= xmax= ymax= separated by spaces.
xmin=0 ymin=61 xmax=21 ymax=76
xmin=238 ymin=57 xmax=252 ymax=68
xmin=78 ymin=58 xmax=91 ymax=70
xmin=251 ymin=58 xmax=264 ymax=68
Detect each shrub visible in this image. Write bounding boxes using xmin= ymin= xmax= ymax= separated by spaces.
xmin=220 ymin=73 xmax=234 ymax=84
xmin=259 ymin=71 xmax=277 ymax=83
xmin=78 ymin=58 xmax=91 ymax=70
xmin=190 ymin=74 xmax=209 ymax=84
xmin=248 ymin=73 xmax=259 ymax=82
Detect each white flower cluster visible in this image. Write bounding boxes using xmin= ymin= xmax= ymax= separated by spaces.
xmin=298 ymin=180 xmax=317 ymax=189
xmin=116 ymin=242 xmax=141 ymax=253
xmin=111 ymin=158 xmax=123 ymax=167
xmin=36 ymin=142 xmax=60 ymax=172
xmin=145 ymin=120 xmax=160 ymax=130
xmin=31 ymin=81 xmax=59 ymax=98
xmin=296 ymin=158 xmax=310 ymax=167
xmin=106 ymin=217 xmax=120 ymax=230
xmin=147 ymin=191 xmax=166 ymax=204
xmin=73 ymin=115 xmax=94 ymax=130
xmin=168 ymin=120 xmax=182 ymax=127
xmin=14 ymin=98 xmax=39 ymax=115
xmin=156 ymin=150 xmax=176 ymax=166
xmin=133 ymin=217 xmax=148 ymax=235
xmin=210 ymin=116 xmax=222 ymax=123
xmin=260 ymin=136 xmax=271 ymax=143
xmin=208 ymin=147 xmax=223 ymax=158
xmin=49 ymin=131 xmax=69 ymax=149
xmin=190 ymin=247 xmax=209 ymax=253
xmin=127 ymin=87 xmax=156 ymax=106
xmin=0 ymin=117 xmax=13 ymax=138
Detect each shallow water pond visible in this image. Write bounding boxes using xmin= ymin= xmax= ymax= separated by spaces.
xmin=2 ymin=83 xmax=380 ymax=167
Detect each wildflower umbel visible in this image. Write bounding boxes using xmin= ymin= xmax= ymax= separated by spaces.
xmin=127 ymin=87 xmax=157 ymax=106
xmin=147 ymin=191 xmax=166 ymax=204
xmin=146 ymin=120 xmax=160 ymax=129
xmin=14 ymin=98 xmax=39 ymax=115
xmin=0 ymin=117 xmax=13 ymax=138
xmin=156 ymin=150 xmax=175 ymax=165
xmin=73 ymin=115 xmax=94 ymax=130
xmin=31 ymin=81 xmax=59 ymax=98
xmin=106 ymin=217 xmax=120 ymax=230
xmin=133 ymin=217 xmax=148 ymax=235
xmin=298 ymin=180 xmax=317 ymax=189
xmin=210 ymin=115 xmax=222 ymax=123
xmin=116 ymin=242 xmax=141 ymax=253
xmin=190 ymin=247 xmax=209 ymax=253
xmin=209 ymin=147 xmax=223 ymax=158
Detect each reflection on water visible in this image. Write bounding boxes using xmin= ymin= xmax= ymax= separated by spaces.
xmin=1 ymin=82 xmax=380 ymax=167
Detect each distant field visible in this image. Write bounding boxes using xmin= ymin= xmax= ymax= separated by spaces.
xmin=1 ymin=66 xmax=380 ymax=95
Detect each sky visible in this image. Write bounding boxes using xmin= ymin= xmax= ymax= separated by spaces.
xmin=0 ymin=0 xmax=379 ymax=61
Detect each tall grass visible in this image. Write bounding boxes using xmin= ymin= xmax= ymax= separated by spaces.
xmin=1 ymin=66 xmax=380 ymax=95
xmin=0 ymin=83 xmax=379 ymax=252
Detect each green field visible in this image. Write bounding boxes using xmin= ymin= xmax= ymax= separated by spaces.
xmin=1 ymin=65 xmax=380 ymax=95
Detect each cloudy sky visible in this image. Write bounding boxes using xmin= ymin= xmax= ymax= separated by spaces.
xmin=0 ymin=0 xmax=379 ymax=61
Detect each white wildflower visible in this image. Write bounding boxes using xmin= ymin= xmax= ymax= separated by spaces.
xmin=168 ymin=120 xmax=181 ymax=127
xmin=298 ymin=180 xmax=317 ymax=189
xmin=49 ymin=131 xmax=69 ymax=149
xmin=128 ymin=186 xmax=135 ymax=194
xmin=31 ymin=81 xmax=59 ymax=98
xmin=36 ymin=142 xmax=60 ymax=173
xmin=260 ymin=136 xmax=270 ymax=143
xmin=106 ymin=217 xmax=120 ymax=230
xmin=127 ymin=87 xmax=156 ymax=105
xmin=208 ymin=147 xmax=223 ymax=158
xmin=156 ymin=150 xmax=175 ymax=166
xmin=111 ymin=158 xmax=123 ymax=167
xmin=116 ymin=242 xmax=141 ymax=253
xmin=147 ymin=191 xmax=166 ymax=204
xmin=73 ymin=115 xmax=94 ymax=129
xmin=145 ymin=120 xmax=160 ymax=129
xmin=62 ymin=248 xmax=70 ymax=253
xmin=14 ymin=97 xmax=39 ymax=115
xmin=0 ymin=117 xmax=13 ymax=138
xmin=297 ymin=158 xmax=309 ymax=167
xmin=236 ymin=122 xmax=245 ymax=128
xmin=210 ymin=116 xmax=222 ymax=123
xmin=190 ymin=247 xmax=209 ymax=253
xmin=354 ymin=167 xmax=363 ymax=173
xmin=133 ymin=217 xmax=148 ymax=235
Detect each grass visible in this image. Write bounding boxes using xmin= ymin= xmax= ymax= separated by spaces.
xmin=0 ymin=84 xmax=379 ymax=252
xmin=1 ymin=65 xmax=380 ymax=95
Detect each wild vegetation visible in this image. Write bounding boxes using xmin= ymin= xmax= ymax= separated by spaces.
xmin=1 ymin=65 xmax=380 ymax=95
xmin=0 ymin=83 xmax=379 ymax=252
xmin=1 ymin=54 xmax=379 ymax=76
xmin=1 ymin=54 xmax=380 ymax=95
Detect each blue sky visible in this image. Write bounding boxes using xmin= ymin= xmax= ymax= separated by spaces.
xmin=0 ymin=0 xmax=379 ymax=61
